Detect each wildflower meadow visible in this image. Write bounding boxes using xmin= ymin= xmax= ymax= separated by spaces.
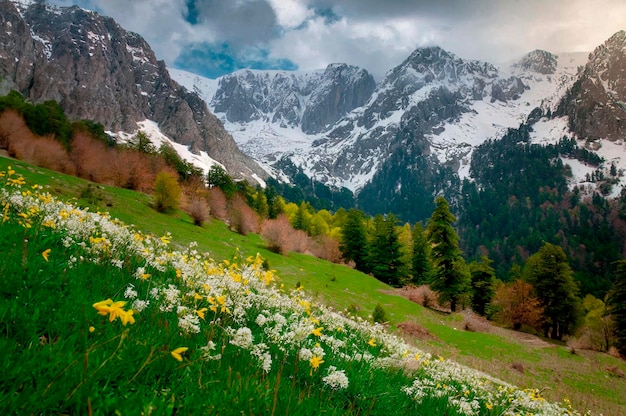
xmin=0 ymin=166 xmax=584 ymax=415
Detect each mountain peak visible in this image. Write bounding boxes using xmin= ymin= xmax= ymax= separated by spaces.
xmin=513 ymin=50 xmax=558 ymax=74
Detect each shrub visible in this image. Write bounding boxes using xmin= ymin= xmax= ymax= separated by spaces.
xmin=187 ymin=197 xmax=209 ymax=226
xmin=207 ymin=187 xmax=228 ymax=220
xmin=372 ymin=303 xmax=387 ymax=324
xmin=261 ymin=215 xmax=292 ymax=254
xmin=153 ymin=171 xmax=182 ymax=213
xmin=492 ymin=280 xmax=543 ymax=331
xmin=228 ymin=193 xmax=260 ymax=235
xmin=309 ymin=235 xmax=342 ymax=263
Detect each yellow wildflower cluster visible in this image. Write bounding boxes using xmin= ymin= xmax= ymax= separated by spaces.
xmin=93 ymin=299 xmax=136 ymax=326
xmin=2 ymin=166 xmax=26 ymax=187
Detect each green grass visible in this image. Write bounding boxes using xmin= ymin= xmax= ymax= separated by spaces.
xmin=2 ymin=155 xmax=626 ymax=415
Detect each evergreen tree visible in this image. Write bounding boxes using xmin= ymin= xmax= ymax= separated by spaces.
xmin=368 ymin=214 xmax=404 ymax=286
xmin=128 ymin=130 xmax=156 ymax=154
xmin=293 ymin=202 xmax=313 ymax=233
xmin=469 ymin=256 xmax=496 ymax=316
xmin=608 ymin=260 xmax=626 ymax=356
xmin=411 ymin=222 xmax=433 ymax=284
xmin=340 ymin=209 xmax=370 ymax=273
xmin=426 ymin=197 xmax=470 ymax=312
xmin=206 ymin=165 xmax=236 ymax=197
xmin=523 ymin=242 xmax=582 ymax=340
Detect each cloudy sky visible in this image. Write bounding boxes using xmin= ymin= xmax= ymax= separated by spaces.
xmin=48 ymin=0 xmax=626 ymax=80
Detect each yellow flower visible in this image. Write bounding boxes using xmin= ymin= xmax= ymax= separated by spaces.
xmin=196 ymin=308 xmax=208 ymax=320
xmin=312 ymin=327 xmax=323 ymax=337
xmin=309 ymin=355 xmax=324 ymax=371
xmin=141 ymin=273 xmax=151 ymax=280
xmin=89 ymin=326 xmax=95 ymax=333
xmin=118 ymin=309 xmax=136 ymax=326
xmin=160 ymin=235 xmax=171 ymax=244
xmin=176 ymin=269 xmax=182 ymax=279
xmin=171 ymin=347 xmax=188 ymax=362
xmin=367 ymin=338 xmax=377 ymax=347
xmin=42 ymin=249 xmax=51 ymax=262
xmin=485 ymin=403 xmax=493 ymax=410
xmin=93 ymin=299 xmax=134 ymax=324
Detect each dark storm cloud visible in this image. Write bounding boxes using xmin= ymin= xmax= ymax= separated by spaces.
xmin=190 ymin=0 xmax=280 ymax=45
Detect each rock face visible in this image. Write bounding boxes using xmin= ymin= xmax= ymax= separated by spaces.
xmin=0 ymin=1 xmax=266 ymax=182
xmin=291 ymin=46 xmax=529 ymax=188
xmin=513 ymin=50 xmax=558 ymax=75
xmin=557 ymin=31 xmax=626 ymax=141
xmin=211 ymin=63 xmax=375 ymax=134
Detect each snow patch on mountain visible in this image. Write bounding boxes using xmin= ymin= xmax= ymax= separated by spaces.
xmin=168 ymin=68 xmax=219 ymax=105
xmin=530 ymin=116 xmax=626 ymax=198
xmin=111 ymin=120 xmax=224 ymax=175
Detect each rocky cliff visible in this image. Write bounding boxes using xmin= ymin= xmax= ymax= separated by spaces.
xmin=0 ymin=1 xmax=266 ymax=182
xmin=557 ymin=31 xmax=626 ymax=142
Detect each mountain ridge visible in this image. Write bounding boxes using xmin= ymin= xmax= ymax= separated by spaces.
xmin=172 ymin=47 xmax=601 ymax=198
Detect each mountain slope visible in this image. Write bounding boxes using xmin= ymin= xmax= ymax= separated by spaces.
xmin=0 ymin=0 xmax=266 ymax=182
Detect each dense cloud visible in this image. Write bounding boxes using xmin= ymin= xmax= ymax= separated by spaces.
xmin=48 ymin=0 xmax=626 ymax=79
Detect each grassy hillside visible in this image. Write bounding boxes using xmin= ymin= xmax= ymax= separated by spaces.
xmin=1 ymin=155 xmax=625 ymax=415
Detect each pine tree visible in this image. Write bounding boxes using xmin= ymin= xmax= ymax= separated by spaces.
xmin=469 ymin=256 xmax=496 ymax=316
xmin=340 ymin=209 xmax=370 ymax=273
xmin=367 ymin=214 xmax=404 ymax=286
xmin=523 ymin=242 xmax=582 ymax=340
xmin=293 ymin=202 xmax=313 ymax=233
xmin=608 ymin=260 xmax=626 ymax=355
xmin=206 ymin=165 xmax=236 ymax=197
xmin=426 ymin=197 xmax=470 ymax=312
xmin=411 ymin=222 xmax=433 ymax=284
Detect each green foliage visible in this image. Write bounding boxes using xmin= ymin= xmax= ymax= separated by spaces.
xmin=340 ymin=209 xmax=370 ymax=273
xmin=523 ymin=242 xmax=582 ymax=340
xmin=0 ymin=90 xmax=72 ymax=147
xmin=608 ymin=260 xmax=626 ymax=356
xmin=469 ymin=256 xmax=496 ymax=317
xmin=158 ymin=143 xmax=203 ymax=181
xmin=372 ymin=303 xmax=387 ymax=323
xmin=411 ymin=222 xmax=433 ymax=285
xmin=267 ymin=160 xmax=355 ymax=211
xmin=427 ymin=197 xmax=470 ymax=312
xmin=367 ymin=214 xmax=404 ymax=287
xmin=71 ymin=119 xmax=115 ymax=147
xmin=292 ymin=201 xmax=313 ymax=232
xmin=459 ymin=125 xmax=621 ymax=299
xmin=153 ymin=171 xmax=182 ymax=213
xmin=206 ymin=165 xmax=236 ymax=197
xmin=581 ymin=294 xmax=612 ymax=352
xmin=126 ymin=130 xmax=157 ymax=154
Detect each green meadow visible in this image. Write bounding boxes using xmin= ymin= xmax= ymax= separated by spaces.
xmin=1 ymin=155 xmax=625 ymax=415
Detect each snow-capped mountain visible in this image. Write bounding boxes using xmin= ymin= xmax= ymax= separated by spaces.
xmin=172 ymin=46 xmax=593 ymax=193
xmin=0 ymin=0 xmax=266 ymax=183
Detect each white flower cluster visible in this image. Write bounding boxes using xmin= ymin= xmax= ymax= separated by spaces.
xmin=322 ymin=366 xmax=349 ymax=390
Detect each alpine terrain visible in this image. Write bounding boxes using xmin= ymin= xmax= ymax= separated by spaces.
xmin=172 ymin=33 xmax=626 ymax=221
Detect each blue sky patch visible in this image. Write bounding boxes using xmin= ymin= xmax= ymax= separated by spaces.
xmin=173 ymin=42 xmax=298 ymax=79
